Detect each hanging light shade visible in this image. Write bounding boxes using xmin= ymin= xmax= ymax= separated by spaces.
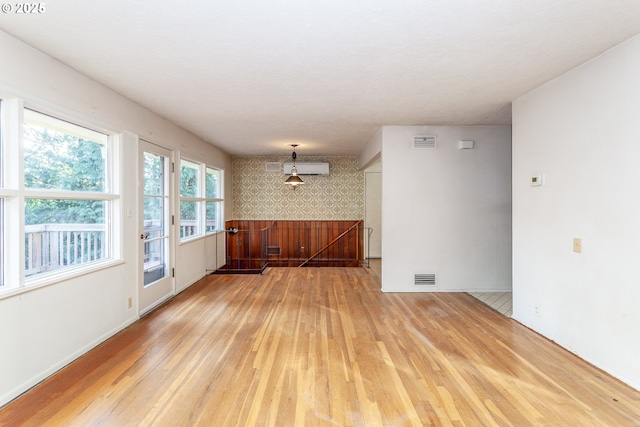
xmin=285 ymin=144 xmax=304 ymax=189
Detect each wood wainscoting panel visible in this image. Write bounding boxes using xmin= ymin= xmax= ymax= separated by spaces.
xmin=221 ymin=220 xmax=364 ymax=270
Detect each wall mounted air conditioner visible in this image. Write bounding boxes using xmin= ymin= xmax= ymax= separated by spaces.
xmin=283 ymin=162 xmax=330 ymax=176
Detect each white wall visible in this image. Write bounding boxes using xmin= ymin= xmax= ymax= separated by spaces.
xmin=358 ymin=127 xmax=382 ymax=170
xmin=364 ymin=161 xmax=382 ymax=258
xmin=381 ymin=126 xmax=512 ymax=292
xmin=512 ymin=35 xmax=640 ymax=390
xmin=0 ymin=31 xmax=231 ymax=405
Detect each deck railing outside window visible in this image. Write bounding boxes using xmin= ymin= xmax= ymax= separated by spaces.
xmin=180 ymin=220 xmax=218 ymax=239
xmin=25 ymin=224 xmax=106 ymax=276
xmin=24 ymin=222 xmax=167 ymax=277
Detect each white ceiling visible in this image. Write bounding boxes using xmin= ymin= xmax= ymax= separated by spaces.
xmin=1 ymin=0 xmax=640 ymax=156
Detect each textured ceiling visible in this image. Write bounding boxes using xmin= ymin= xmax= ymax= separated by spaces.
xmin=1 ymin=0 xmax=640 ymax=155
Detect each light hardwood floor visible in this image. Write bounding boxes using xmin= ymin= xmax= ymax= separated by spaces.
xmin=1 ymin=267 xmax=639 ymax=426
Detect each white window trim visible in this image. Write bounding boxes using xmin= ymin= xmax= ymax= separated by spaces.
xmin=179 ymin=156 xmax=224 ymax=242
xmin=1 ymin=259 xmax=126 ymax=300
xmin=0 ymin=96 xmax=122 ymax=297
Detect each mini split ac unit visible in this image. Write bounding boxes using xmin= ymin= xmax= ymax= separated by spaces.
xmin=283 ymin=162 xmax=330 ymax=176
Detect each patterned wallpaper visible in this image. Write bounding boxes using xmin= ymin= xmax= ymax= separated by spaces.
xmin=232 ymin=156 xmax=364 ymax=220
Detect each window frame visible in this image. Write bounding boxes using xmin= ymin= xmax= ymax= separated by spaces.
xmin=179 ymin=156 xmax=223 ymax=242
xmin=205 ymin=166 xmax=223 ymax=234
xmin=0 ymin=96 xmax=122 ymax=297
xmin=0 ymin=99 xmax=4 ymax=288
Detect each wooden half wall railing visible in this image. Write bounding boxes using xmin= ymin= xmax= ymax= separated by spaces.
xmin=298 ymin=221 xmax=362 ymax=267
xmin=222 ymin=220 xmax=365 ymax=270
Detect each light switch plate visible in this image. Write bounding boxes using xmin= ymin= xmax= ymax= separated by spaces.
xmin=573 ymin=238 xmax=582 ymax=253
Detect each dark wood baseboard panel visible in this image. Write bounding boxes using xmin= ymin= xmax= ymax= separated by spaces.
xmin=220 ymin=220 xmax=365 ymax=271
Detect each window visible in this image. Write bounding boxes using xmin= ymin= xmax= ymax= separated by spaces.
xmin=205 ymin=167 xmax=222 ymax=233
xmin=0 ymin=99 xmax=4 ymax=288
xmin=23 ymin=110 xmax=113 ymax=278
xmin=180 ymin=159 xmax=200 ymax=239
xmin=0 ymin=101 xmax=119 ymax=293
xmin=0 ymin=198 xmax=3 ymax=288
xmin=179 ymin=158 xmax=223 ymax=240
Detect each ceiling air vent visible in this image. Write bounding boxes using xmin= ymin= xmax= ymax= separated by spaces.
xmin=265 ymin=162 xmax=281 ymax=172
xmin=415 ymin=274 xmax=436 ymax=286
xmin=413 ymin=135 xmax=437 ymax=149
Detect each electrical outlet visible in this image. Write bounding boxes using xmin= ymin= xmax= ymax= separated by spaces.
xmin=573 ymin=238 xmax=582 ymax=253
xmin=535 ymin=304 xmax=541 ymax=318
xmin=128 ymin=297 xmax=132 ymax=309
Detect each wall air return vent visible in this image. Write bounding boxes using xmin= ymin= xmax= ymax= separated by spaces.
xmin=266 ymin=246 xmax=281 ymax=255
xmin=265 ymin=162 xmax=281 ymax=172
xmin=415 ymin=274 xmax=436 ymax=286
xmin=413 ymin=135 xmax=437 ymax=149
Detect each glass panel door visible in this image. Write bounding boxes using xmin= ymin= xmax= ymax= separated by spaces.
xmin=139 ymin=140 xmax=173 ymax=313
xmin=143 ymin=152 xmax=168 ymax=285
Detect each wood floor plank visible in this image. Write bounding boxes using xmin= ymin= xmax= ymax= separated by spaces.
xmin=1 ymin=267 xmax=640 ymax=426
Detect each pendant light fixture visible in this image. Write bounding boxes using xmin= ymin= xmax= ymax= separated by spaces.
xmin=285 ymin=144 xmax=304 ymax=189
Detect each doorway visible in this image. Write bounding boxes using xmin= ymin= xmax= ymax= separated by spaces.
xmin=139 ymin=140 xmax=174 ymax=314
